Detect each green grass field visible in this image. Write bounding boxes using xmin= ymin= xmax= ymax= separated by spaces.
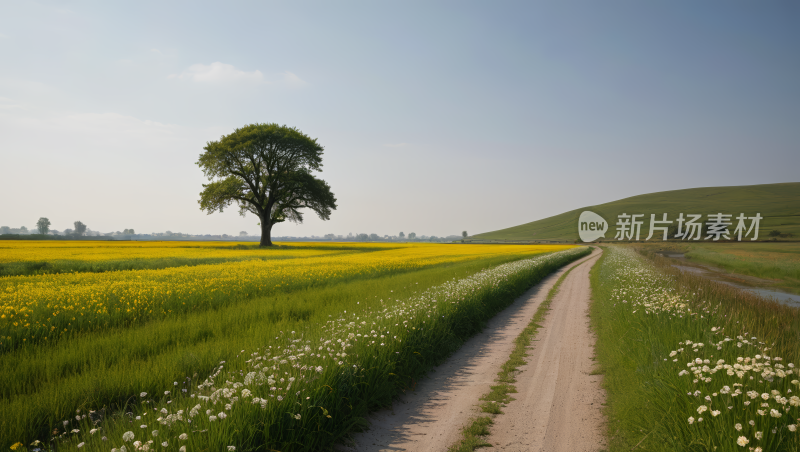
xmin=633 ymin=241 xmax=800 ymax=295
xmin=473 ymin=182 xmax=800 ymax=242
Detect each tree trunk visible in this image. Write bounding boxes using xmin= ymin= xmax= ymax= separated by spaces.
xmin=260 ymin=218 xmax=273 ymax=247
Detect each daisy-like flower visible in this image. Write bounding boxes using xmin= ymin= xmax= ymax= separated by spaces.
xmin=755 ymin=431 xmax=763 ymax=440
xmin=228 ymin=447 xmax=236 ymax=451
xmin=697 ymin=405 xmax=708 ymax=414
xmin=295 ymin=414 xmax=302 ymax=420
xmin=711 ymin=410 xmax=721 ymax=417
xmin=688 ymin=417 xmax=695 ymax=424
xmin=735 ymin=423 xmax=742 ymax=431
xmin=788 ymin=424 xmax=797 ymax=432
xmin=122 ymin=431 xmax=135 ymax=442
xmin=140 ymin=392 xmax=147 ymax=398
xmin=77 ymin=443 xmax=85 ymax=448
xmin=737 ymin=436 xmax=749 ymax=447
xmin=162 ymin=442 xmax=168 ymax=447
xmin=179 ymin=433 xmax=188 ymax=441
xmin=770 ymin=409 xmax=782 ymax=418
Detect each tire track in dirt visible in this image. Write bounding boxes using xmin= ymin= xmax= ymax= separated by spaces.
xmin=338 ymin=249 xmax=603 ymax=452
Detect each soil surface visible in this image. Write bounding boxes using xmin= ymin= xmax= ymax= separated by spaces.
xmin=339 ymin=248 xmax=605 ymax=452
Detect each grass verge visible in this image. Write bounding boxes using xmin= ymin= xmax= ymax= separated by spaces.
xmin=590 ymin=246 xmax=800 ymax=452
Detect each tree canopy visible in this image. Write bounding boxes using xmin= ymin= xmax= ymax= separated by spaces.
xmin=197 ymin=123 xmax=337 ymax=246
xmin=73 ymin=221 xmax=87 ymax=237
xmin=37 ymin=217 xmax=51 ymax=235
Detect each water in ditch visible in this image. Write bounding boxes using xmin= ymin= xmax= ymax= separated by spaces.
xmin=655 ymin=251 xmax=800 ymax=307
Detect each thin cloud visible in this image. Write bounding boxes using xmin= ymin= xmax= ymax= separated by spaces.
xmin=0 ymin=97 xmax=23 ymax=110
xmin=169 ymin=62 xmax=264 ymax=83
xmin=383 ymin=143 xmax=411 ymax=148
xmin=281 ymin=71 xmax=307 ymax=86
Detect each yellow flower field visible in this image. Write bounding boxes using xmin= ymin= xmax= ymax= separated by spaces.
xmin=0 ymin=242 xmax=573 ymax=349
xmin=0 ymin=240 xmax=358 ymax=264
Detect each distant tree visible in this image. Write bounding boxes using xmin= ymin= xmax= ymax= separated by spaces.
xmin=123 ymin=228 xmax=136 ymax=235
xmin=408 ymin=232 xmax=416 ymax=240
xmin=197 ymin=123 xmax=337 ymax=247
xmin=324 ymin=233 xmax=336 ymax=240
xmin=64 ymin=228 xmax=73 ymax=236
xmin=36 ymin=217 xmax=51 ymax=235
xmin=462 ymin=231 xmax=467 ymax=239
xmin=369 ymin=233 xmax=379 ymax=241
xmin=399 ymin=232 xmax=405 ymax=239
xmin=20 ymin=226 xmax=28 ymax=234
xmin=73 ymin=221 xmax=87 ymax=237
xmin=0 ymin=226 xmax=10 ymax=234
xmin=239 ymin=231 xmax=248 ymax=237
xmin=357 ymin=233 xmax=369 ymax=241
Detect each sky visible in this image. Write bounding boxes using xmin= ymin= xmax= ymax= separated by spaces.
xmin=1 ymin=1 xmax=798 ymax=237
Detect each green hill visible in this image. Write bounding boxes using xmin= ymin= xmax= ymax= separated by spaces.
xmin=472 ymin=182 xmax=800 ymax=243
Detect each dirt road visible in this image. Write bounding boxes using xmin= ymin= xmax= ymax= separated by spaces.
xmin=340 ymin=248 xmax=604 ymax=452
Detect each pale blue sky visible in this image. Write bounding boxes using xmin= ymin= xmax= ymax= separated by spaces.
xmin=1 ymin=1 xmax=798 ymax=237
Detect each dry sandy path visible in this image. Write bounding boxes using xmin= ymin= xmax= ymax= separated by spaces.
xmin=490 ymin=249 xmax=605 ymax=452
xmin=339 ymin=248 xmax=603 ymax=452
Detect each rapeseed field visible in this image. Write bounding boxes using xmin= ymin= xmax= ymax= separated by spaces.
xmin=0 ymin=243 xmax=571 ymax=349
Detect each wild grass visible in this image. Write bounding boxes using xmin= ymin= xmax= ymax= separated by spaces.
xmin=591 ymin=246 xmax=800 ymax=452
xmin=2 ymin=246 xmax=589 ymax=451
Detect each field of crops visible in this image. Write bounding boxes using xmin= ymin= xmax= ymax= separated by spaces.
xmin=591 ymin=246 xmax=800 ymax=451
xmin=0 ymin=241 xmax=586 ymax=451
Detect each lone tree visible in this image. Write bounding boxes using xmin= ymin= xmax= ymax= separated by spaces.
xmin=197 ymin=123 xmax=337 ymax=246
xmin=37 ymin=217 xmax=51 ymax=235
xmin=73 ymin=221 xmax=87 ymax=237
